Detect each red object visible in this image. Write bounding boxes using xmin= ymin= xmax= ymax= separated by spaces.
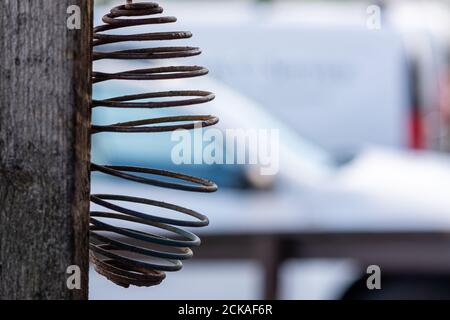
xmin=409 ymin=110 xmax=425 ymax=149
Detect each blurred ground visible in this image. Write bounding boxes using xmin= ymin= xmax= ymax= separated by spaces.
xmin=90 ymin=259 xmax=358 ymax=300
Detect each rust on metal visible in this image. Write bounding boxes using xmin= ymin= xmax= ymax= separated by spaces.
xmin=89 ymin=1 xmax=218 ymax=288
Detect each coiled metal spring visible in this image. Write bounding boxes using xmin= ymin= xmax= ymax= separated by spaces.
xmin=90 ymin=0 xmax=218 ymax=288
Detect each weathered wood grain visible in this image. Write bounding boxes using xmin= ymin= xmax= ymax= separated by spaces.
xmin=0 ymin=0 xmax=92 ymax=300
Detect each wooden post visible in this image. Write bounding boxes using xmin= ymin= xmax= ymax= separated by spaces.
xmin=0 ymin=0 xmax=92 ymax=299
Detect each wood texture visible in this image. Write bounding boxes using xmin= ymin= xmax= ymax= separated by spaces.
xmin=0 ymin=0 xmax=92 ymax=300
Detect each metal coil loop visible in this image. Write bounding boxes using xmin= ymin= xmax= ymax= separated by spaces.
xmin=90 ymin=1 xmax=217 ymax=288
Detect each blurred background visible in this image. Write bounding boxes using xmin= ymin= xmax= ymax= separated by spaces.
xmin=90 ymin=0 xmax=450 ymax=299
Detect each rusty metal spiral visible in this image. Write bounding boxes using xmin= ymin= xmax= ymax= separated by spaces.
xmin=90 ymin=1 xmax=218 ymax=288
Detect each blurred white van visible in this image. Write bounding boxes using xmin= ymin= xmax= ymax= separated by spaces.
xmin=162 ymin=1 xmax=447 ymax=160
